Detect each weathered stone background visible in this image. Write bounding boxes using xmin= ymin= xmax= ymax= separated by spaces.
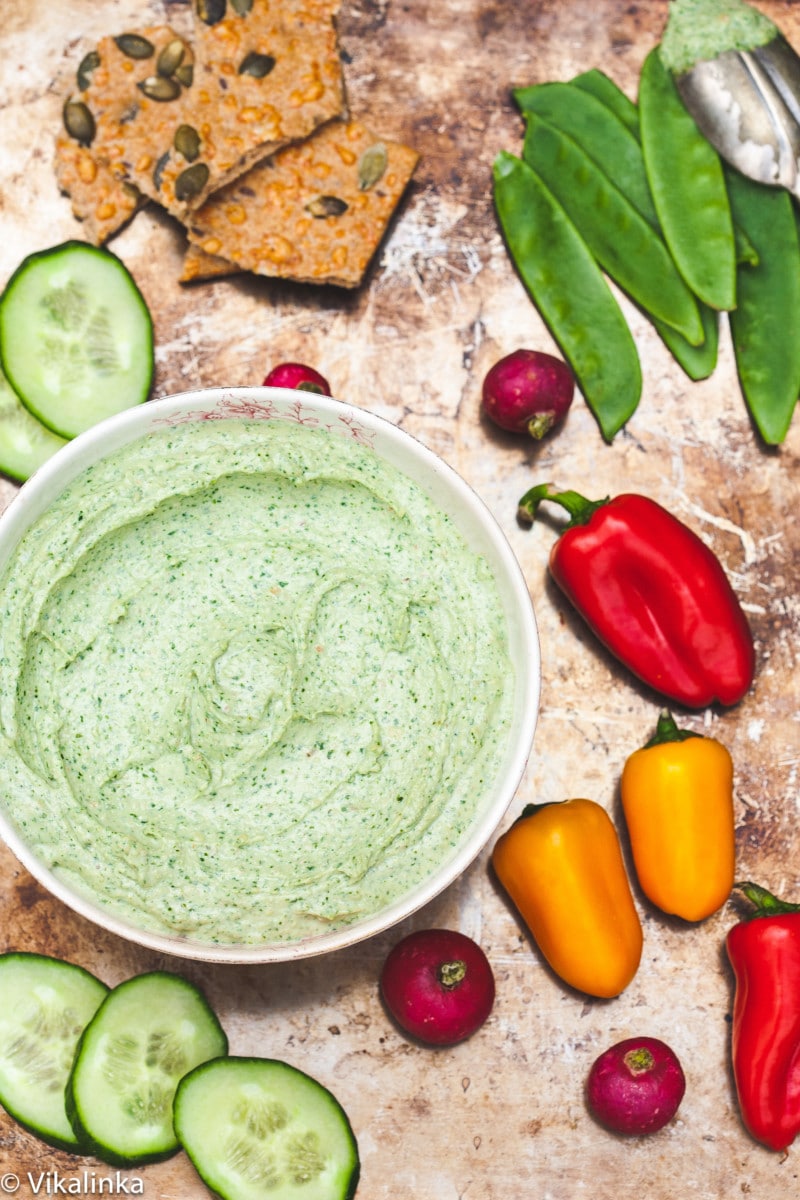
xmin=1 ymin=1 xmax=799 ymax=1196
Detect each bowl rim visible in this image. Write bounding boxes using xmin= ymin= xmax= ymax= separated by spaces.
xmin=0 ymin=386 xmax=540 ymax=963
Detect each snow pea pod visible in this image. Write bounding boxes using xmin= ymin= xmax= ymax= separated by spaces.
xmin=567 ymin=68 xmax=758 ymax=274
xmin=522 ymin=114 xmax=703 ymax=345
xmin=726 ymin=167 xmax=800 ymax=444
xmin=570 ymin=69 xmax=640 ymax=138
xmin=654 ymin=218 xmax=761 ymax=382
xmin=639 ymin=47 xmax=736 ymax=312
xmin=515 ymin=81 xmax=658 ymax=228
xmin=654 ymin=302 xmax=719 ymax=382
xmin=553 ymin=75 xmax=718 ymax=378
xmin=493 ymin=151 xmax=641 ymax=441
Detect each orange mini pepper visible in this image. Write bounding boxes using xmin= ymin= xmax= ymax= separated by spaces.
xmin=491 ymin=798 xmax=643 ymax=998
xmin=620 ymin=710 xmax=735 ymax=922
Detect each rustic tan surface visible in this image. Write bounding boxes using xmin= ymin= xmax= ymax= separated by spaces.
xmin=1 ymin=1 xmax=799 ymax=1197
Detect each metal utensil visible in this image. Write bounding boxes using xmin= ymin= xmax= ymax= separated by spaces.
xmin=675 ymin=35 xmax=800 ymax=197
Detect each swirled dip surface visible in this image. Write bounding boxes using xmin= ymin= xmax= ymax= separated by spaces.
xmin=0 ymin=419 xmax=514 ymax=944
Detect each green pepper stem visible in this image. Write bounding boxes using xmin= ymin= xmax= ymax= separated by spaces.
xmin=644 ymin=710 xmax=702 ymax=749
xmin=518 ymin=800 xmax=562 ymax=821
xmin=517 ymin=483 xmax=609 ymax=527
xmin=735 ymin=881 xmax=800 ymax=919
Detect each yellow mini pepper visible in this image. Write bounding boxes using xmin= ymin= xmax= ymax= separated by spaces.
xmin=491 ymin=798 xmax=643 ymax=999
xmin=620 ymin=710 xmax=735 ymax=922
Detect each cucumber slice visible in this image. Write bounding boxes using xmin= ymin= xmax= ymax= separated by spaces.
xmin=0 ymin=362 xmax=67 ymax=481
xmin=0 ymin=952 xmax=109 ymax=1152
xmin=0 ymin=240 xmax=154 ymax=439
xmin=66 ymin=971 xmax=228 ymax=1166
xmin=174 ymin=1057 xmax=360 ymax=1200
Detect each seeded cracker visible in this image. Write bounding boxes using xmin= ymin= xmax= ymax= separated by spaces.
xmin=56 ymin=3 xmax=345 ymax=223
xmin=180 ymin=244 xmax=244 ymax=282
xmin=177 ymin=0 xmax=346 ymax=210
xmin=185 ymin=119 xmax=419 ymax=287
xmin=54 ymin=36 xmax=162 ymax=244
xmin=54 ymin=136 xmax=144 ymax=245
xmin=57 ymin=27 xmax=198 ymax=228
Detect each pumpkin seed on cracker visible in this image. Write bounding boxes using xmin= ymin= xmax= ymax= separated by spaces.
xmin=114 ymin=33 xmax=155 ymax=59
xmin=76 ymin=50 xmax=101 ymax=92
xmin=174 ymin=124 xmax=202 ymax=162
xmin=358 ymin=142 xmax=388 ymax=191
xmin=196 ymin=0 xmax=227 ymax=24
xmin=305 ymin=195 xmax=349 ymax=218
xmin=238 ymin=51 xmax=276 ymax=77
xmin=157 ymin=39 xmax=187 ymax=78
xmin=62 ymin=98 xmax=95 ymax=146
xmin=138 ymin=75 xmax=182 ymax=102
xmin=175 ymin=162 xmax=211 ymax=201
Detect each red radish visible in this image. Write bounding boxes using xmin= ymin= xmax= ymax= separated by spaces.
xmin=262 ymin=362 xmax=331 ymax=394
xmin=482 ymin=348 xmax=574 ymax=438
xmin=587 ymin=1036 xmax=686 ymax=1136
xmin=380 ymin=929 xmax=495 ymax=1046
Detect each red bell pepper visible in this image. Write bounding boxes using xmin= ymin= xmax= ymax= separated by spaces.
xmin=518 ymin=484 xmax=755 ymax=708
xmin=726 ymin=883 xmax=800 ymax=1153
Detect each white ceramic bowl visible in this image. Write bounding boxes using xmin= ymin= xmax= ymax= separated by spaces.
xmin=0 ymin=387 xmax=539 ymax=963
